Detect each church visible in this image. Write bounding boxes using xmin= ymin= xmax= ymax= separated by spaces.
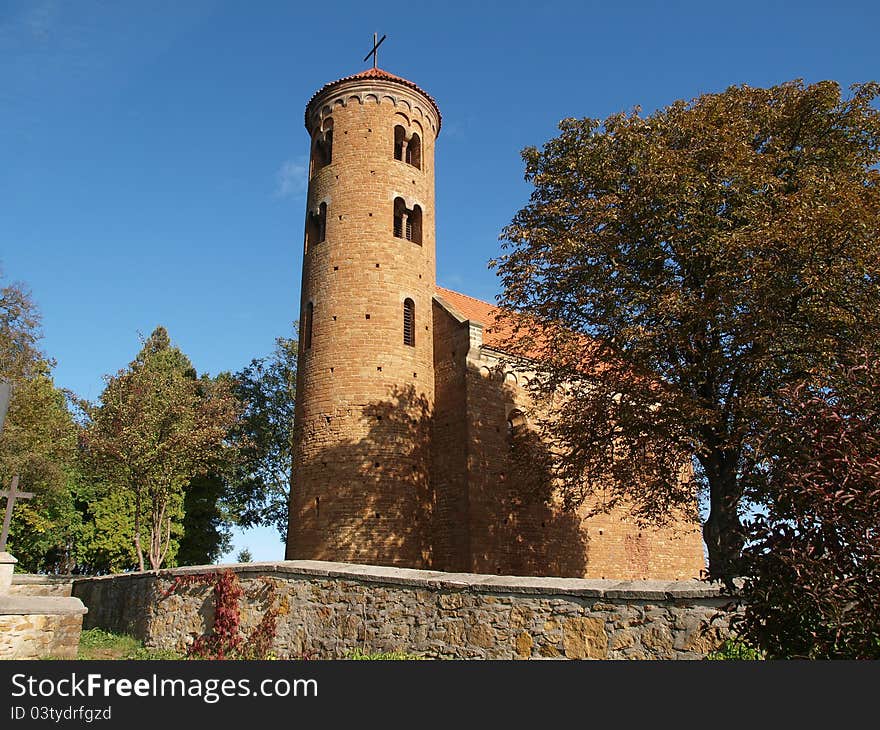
xmin=285 ymin=61 xmax=705 ymax=580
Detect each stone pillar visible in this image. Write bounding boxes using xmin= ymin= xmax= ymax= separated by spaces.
xmin=0 ymin=552 xmax=17 ymax=595
xmin=0 ymin=554 xmax=87 ymax=659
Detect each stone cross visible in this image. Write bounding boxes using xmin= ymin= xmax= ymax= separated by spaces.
xmin=0 ymin=475 xmax=33 ymax=552
xmin=363 ymin=32 xmax=386 ymax=69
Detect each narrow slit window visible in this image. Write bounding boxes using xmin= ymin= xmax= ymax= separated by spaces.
xmin=403 ymin=298 xmax=415 ymax=347
xmin=304 ymin=301 xmax=314 ymax=350
xmin=318 ymin=202 xmax=326 ymax=242
xmin=324 ymin=128 xmax=332 ymax=164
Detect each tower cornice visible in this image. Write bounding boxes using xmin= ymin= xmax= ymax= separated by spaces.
xmin=305 ymin=67 xmax=441 ymax=137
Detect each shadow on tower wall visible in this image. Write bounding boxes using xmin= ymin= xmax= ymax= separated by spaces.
xmin=459 ymin=365 xmax=588 ymax=577
xmin=289 ymin=374 xmax=588 ymax=578
xmin=287 ymin=384 xmax=434 ymax=569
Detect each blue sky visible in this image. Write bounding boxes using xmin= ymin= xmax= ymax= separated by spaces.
xmin=2 ymin=0 xmax=878 ymax=562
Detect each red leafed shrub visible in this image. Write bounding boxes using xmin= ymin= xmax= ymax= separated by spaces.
xmin=163 ymin=570 xmax=278 ymax=660
xmin=739 ymin=354 xmax=880 ymax=659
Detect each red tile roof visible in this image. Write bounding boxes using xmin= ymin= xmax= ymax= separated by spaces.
xmin=435 ymin=286 xmax=513 ymax=350
xmin=436 ymin=286 xmax=603 ymax=369
xmin=305 ymin=67 xmax=442 ymax=132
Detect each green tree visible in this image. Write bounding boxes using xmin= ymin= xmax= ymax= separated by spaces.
xmin=3 ymin=374 xmax=82 ymax=572
xmin=491 ymin=80 xmax=880 ymax=583
xmin=177 ymin=472 xmax=233 ymax=566
xmin=83 ymin=327 xmax=240 ymax=571
xmin=236 ymin=548 xmax=252 ymax=563
xmin=0 ymin=272 xmax=43 ymax=382
xmin=228 ymin=334 xmax=297 ymax=541
xmin=0 ymin=273 xmax=83 ymax=572
xmin=77 ymin=485 xmax=139 ymax=573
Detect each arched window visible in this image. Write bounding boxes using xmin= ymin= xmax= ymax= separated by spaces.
xmin=407 ymin=132 xmax=421 ymax=169
xmin=403 ymin=298 xmax=415 ymax=347
xmin=392 ymin=126 xmax=422 ymax=170
xmin=507 ymin=410 xmax=527 ymax=431
xmin=306 ymin=202 xmax=327 ymax=249
xmin=393 ymin=198 xmax=422 ymax=245
xmin=409 ymin=205 xmax=422 ymax=244
xmin=393 ymin=197 xmax=406 ymax=239
xmin=311 ymin=118 xmax=333 ymax=173
xmin=304 ymin=302 xmax=314 ymax=350
xmin=393 ymin=125 xmax=406 ymax=161
xmin=507 ymin=409 xmax=527 ymax=448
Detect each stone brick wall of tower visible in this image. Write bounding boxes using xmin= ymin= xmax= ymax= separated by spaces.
xmin=287 ymin=80 xmax=440 ymax=567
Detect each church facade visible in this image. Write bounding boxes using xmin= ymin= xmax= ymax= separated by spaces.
xmin=285 ymin=66 xmax=705 ymax=580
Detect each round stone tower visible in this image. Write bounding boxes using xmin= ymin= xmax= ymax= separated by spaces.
xmin=286 ymin=67 xmax=441 ymax=567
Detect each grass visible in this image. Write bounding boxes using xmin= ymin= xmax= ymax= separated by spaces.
xmin=706 ymin=638 xmax=765 ymax=660
xmin=345 ymin=648 xmax=425 ymax=660
xmin=76 ymin=628 xmax=182 ymax=660
xmin=74 ymin=629 xmax=423 ymax=660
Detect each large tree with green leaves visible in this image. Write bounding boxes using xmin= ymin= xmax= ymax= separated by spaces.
xmin=0 ymin=272 xmax=43 ymax=383
xmin=2 ymin=372 xmax=82 ymax=572
xmin=228 ymin=333 xmax=297 ymax=542
xmin=0 ymin=272 xmax=83 ymax=572
xmin=177 ymin=472 xmax=233 ymax=566
xmin=82 ymin=327 xmax=240 ymax=571
xmin=492 ymin=80 xmax=880 ymax=583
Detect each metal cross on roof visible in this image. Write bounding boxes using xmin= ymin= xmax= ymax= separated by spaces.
xmin=363 ymin=32 xmax=386 ymax=69
xmin=0 ymin=475 xmax=33 ymax=552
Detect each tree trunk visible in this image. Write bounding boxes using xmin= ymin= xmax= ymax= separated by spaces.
xmin=149 ymin=514 xmax=159 ymax=570
xmin=701 ymin=453 xmax=745 ymax=587
xmin=149 ymin=500 xmax=168 ymax=571
xmin=133 ymin=486 xmax=145 ymax=572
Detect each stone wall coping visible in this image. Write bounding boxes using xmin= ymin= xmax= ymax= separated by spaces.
xmin=12 ymin=574 xmax=76 ymax=585
xmin=0 ymin=595 xmax=87 ymax=616
xmin=71 ymin=560 xmax=731 ymax=600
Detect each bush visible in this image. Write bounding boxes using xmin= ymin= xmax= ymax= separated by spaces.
xmin=706 ymin=639 xmax=764 ymax=661
xmin=739 ymin=354 xmax=880 ymax=659
xmin=163 ymin=570 xmax=279 ymax=660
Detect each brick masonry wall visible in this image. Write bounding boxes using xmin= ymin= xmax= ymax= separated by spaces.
xmin=287 ymin=76 xmax=440 ymax=567
xmin=466 ymin=346 xmax=707 ymax=580
xmin=72 ymin=561 xmax=737 ymax=660
xmin=431 ymin=300 xmax=472 ymax=571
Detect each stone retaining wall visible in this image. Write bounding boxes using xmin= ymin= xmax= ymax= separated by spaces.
xmin=72 ymin=561 xmax=737 ymax=659
xmin=10 ymin=575 xmax=74 ymax=597
xmin=0 ymin=596 xmax=88 ymax=659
